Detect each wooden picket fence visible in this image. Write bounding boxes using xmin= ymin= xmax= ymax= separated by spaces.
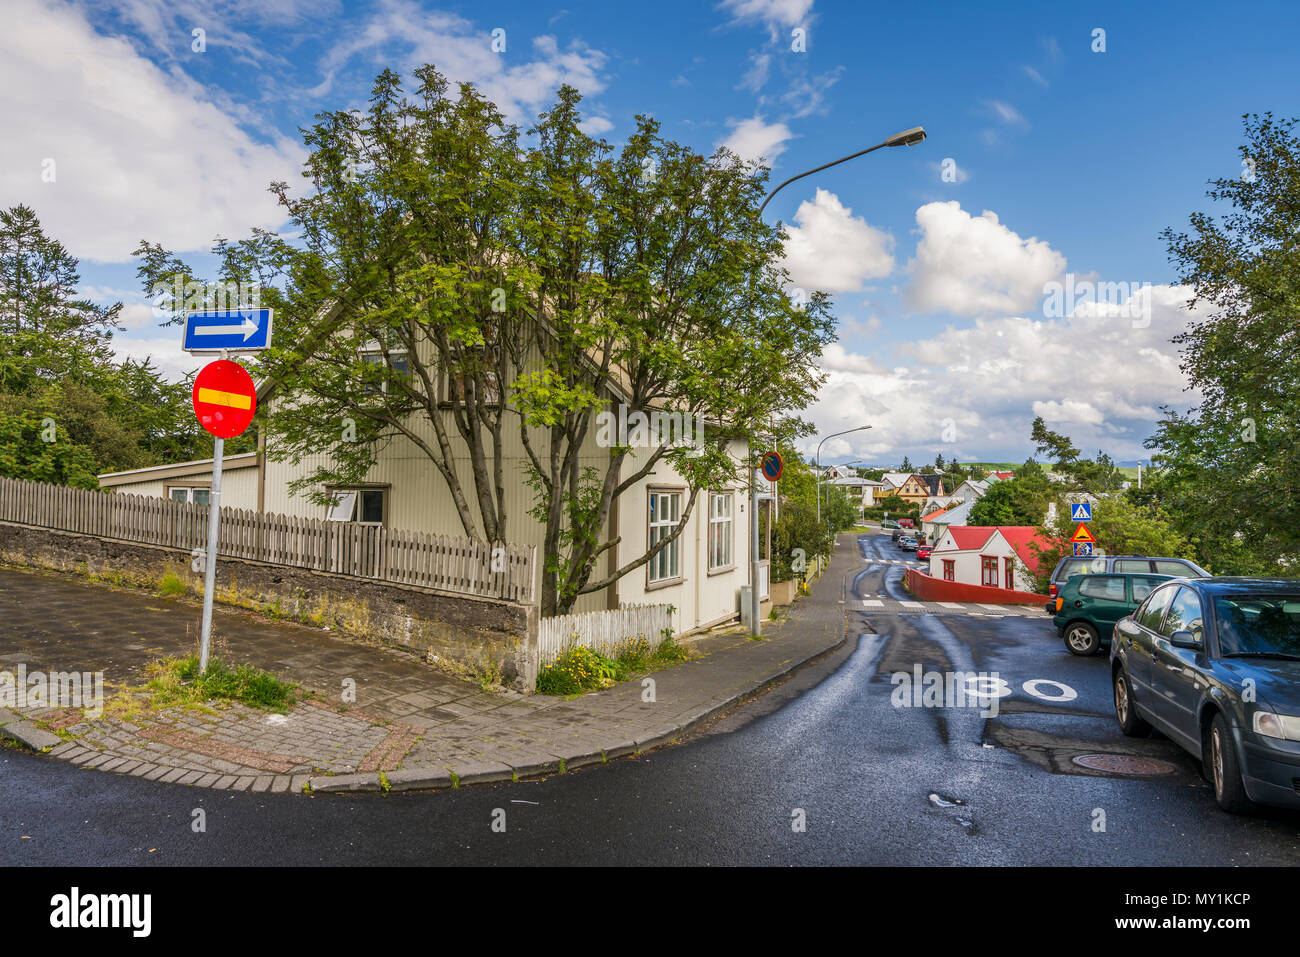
xmin=537 ymin=602 xmax=675 ymax=665
xmin=0 ymin=476 xmax=535 ymax=603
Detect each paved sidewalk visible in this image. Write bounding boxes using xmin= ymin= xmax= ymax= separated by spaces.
xmin=0 ymin=540 xmax=854 ymax=794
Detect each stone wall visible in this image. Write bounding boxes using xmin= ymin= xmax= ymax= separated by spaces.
xmin=0 ymin=521 xmax=540 ymax=691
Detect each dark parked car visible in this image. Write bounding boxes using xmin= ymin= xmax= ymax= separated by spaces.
xmin=881 ymin=520 xmax=901 ymax=530
xmin=1043 ymin=554 xmax=1210 ymax=611
xmin=1053 ymin=573 xmax=1171 ymax=655
xmin=891 ymin=528 xmax=906 ymax=542
xmin=1111 ymin=577 xmax=1300 ymax=813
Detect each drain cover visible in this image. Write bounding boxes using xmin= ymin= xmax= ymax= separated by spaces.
xmin=1071 ymin=753 xmax=1177 ymax=776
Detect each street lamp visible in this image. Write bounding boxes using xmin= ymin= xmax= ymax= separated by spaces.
xmin=758 ymin=126 xmax=927 ymax=216
xmin=746 ymin=126 xmax=925 ymax=638
xmin=816 ymin=427 xmax=873 ymax=524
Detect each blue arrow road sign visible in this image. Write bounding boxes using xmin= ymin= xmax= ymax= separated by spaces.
xmin=183 ymin=309 xmax=273 ymax=353
xmin=1070 ymin=502 xmax=1092 ymax=522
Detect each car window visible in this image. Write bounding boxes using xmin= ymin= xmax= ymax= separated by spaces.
xmin=1057 ymin=558 xmax=1099 ymax=582
xmin=1153 ymin=560 xmax=1196 ymax=577
xmin=1114 ymin=559 xmax=1151 ymax=574
xmin=1213 ymin=595 xmax=1300 ymax=657
xmin=1136 ymin=584 xmax=1178 ymax=631
xmin=1130 ymin=576 xmax=1166 ymax=602
xmin=1079 ymin=576 xmax=1125 ymax=600
xmin=1161 ymin=587 xmax=1205 ymax=642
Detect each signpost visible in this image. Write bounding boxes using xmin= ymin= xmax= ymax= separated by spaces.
xmin=189 ymin=353 xmax=261 ymax=674
xmin=183 ymin=308 xmax=274 ymax=353
xmin=760 ymin=450 xmax=784 ymax=483
xmin=1070 ymin=522 xmax=1095 ymax=557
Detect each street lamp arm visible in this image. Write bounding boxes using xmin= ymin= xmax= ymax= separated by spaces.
xmin=759 ymin=142 xmax=888 ymax=216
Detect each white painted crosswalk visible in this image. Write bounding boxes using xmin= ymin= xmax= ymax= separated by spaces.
xmin=854 ymin=597 xmax=1046 ymax=618
xmin=862 ymin=599 xmax=883 ymax=607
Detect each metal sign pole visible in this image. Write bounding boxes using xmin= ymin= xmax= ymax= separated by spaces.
xmin=750 ymin=465 xmax=761 ymax=638
xmin=198 ymin=436 xmax=224 ymax=674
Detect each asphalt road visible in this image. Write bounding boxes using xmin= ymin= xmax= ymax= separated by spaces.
xmin=4 ymin=531 xmax=1299 ymax=866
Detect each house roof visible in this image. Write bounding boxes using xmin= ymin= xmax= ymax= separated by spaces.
xmin=926 ymin=499 xmax=974 ymax=525
xmin=921 ymin=504 xmax=954 ymax=522
xmin=991 ymin=471 xmax=1015 ymax=481
xmin=919 ymin=474 xmax=944 ymax=495
xmin=936 ymin=524 xmax=1053 ymax=575
xmin=879 ymin=472 xmax=913 ymax=487
xmin=99 ymin=452 xmax=260 ymax=486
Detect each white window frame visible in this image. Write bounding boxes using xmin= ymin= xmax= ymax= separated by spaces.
xmin=708 ymin=490 xmax=734 ymax=572
xmin=359 ymin=342 xmax=410 ymax=394
xmin=647 ymin=488 xmax=683 ymax=586
xmin=167 ymin=486 xmax=210 ymax=506
xmin=325 ymin=487 xmax=386 ymax=525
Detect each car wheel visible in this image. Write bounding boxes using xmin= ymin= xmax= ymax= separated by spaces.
xmin=1208 ymin=713 xmax=1253 ymax=814
xmin=1064 ymin=621 xmax=1101 ymax=656
xmin=1113 ymin=667 xmax=1151 ymax=737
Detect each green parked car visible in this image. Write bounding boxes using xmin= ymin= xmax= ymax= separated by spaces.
xmin=1054 ymin=573 xmax=1174 ymax=655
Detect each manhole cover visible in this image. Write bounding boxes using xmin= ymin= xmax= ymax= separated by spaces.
xmin=1071 ymin=753 xmax=1177 ymax=776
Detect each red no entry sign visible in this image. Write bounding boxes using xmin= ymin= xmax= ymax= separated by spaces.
xmin=192 ymin=359 xmax=256 ymax=438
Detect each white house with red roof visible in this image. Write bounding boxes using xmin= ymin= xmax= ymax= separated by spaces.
xmin=928 ymin=525 xmax=1049 ymax=592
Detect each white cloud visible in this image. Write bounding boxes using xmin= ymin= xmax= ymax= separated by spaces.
xmin=0 ymin=0 xmax=303 ymax=263
xmin=315 ymin=0 xmax=607 ymax=123
xmin=782 ymin=189 xmax=894 ymax=293
xmin=719 ymin=0 xmax=815 ymax=35
xmin=1023 ymin=65 xmax=1048 ymax=88
xmin=905 ymin=201 xmax=1066 ymax=317
xmin=111 ymin=334 xmax=201 ymax=381
xmin=739 ymin=52 xmax=771 ymax=92
xmin=985 ymin=99 xmax=1027 ymax=126
xmin=801 ymin=284 xmax=1203 ymax=464
xmin=717 ymin=115 xmax=794 ymax=165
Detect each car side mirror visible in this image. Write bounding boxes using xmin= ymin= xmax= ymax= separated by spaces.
xmin=1116 ymin=618 xmax=1141 ymax=638
xmin=1169 ymin=629 xmax=1200 ymax=650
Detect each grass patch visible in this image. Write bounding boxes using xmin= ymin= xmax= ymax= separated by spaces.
xmin=142 ymin=654 xmax=296 ymax=713
xmin=536 ymin=635 xmax=691 ymax=696
xmin=157 ymin=572 xmax=187 ymax=597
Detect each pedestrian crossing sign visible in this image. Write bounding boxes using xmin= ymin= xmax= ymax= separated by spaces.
xmin=1070 ymin=502 xmax=1092 ymax=522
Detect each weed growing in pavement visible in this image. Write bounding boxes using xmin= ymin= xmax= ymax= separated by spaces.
xmin=378 ymin=770 xmax=391 ymax=793
xmin=144 ymin=655 xmax=297 ymax=713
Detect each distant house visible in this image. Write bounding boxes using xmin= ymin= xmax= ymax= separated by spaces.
xmin=920 ymin=498 xmax=975 ymax=542
xmin=921 ymin=494 xmax=959 ymax=515
xmin=950 ymin=479 xmax=989 ymax=503
xmin=927 ymin=525 xmax=1050 ymax=592
xmin=821 ymin=464 xmax=856 ymax=480
xmin=879 ymin=472 xmax=941 ymax=505
xmin=989 ymin=471 xmax=1015 ymax=482
xmin=825 ymin=475 xmax=883 ymax=508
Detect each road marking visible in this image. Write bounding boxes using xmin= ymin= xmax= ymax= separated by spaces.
xmin=1023 ymin=679 xmax=1078 ymax=703
xmin=977 ymin=603 xmax=1005 ymax=611
xmin=899 ymin=601 xmax=924 ymax=609
xmin=937 ymin=601 xmax=965 ymax=609
xmin=862 ymin=599 xmax=883 ymax=607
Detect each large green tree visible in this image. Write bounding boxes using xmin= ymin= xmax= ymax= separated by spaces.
xmin=1144 ymin=113 xmax=1300 ymax=575
xmin=136 ymin=67 xmax=835 ymax=615
xmin=0 ymin=204 xmax=207 ymax=484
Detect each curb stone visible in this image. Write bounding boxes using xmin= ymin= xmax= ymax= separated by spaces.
xmin=0 ymin=719 xmax=62 ymax=751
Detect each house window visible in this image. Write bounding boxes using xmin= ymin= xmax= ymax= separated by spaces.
xmin=708 ymin=491 xmax=733 ymax=571
xmin=1004 ymin=558 xmax=1014 ymax=590
xmin=981 ymin=556 xmax=998 ymax=587
xmin=943 ymin=559 xmax=955 ymax=582
xmin=326 ymin=488 xmax=386 ymax=525
xmin=444 ymin=368 xmax=501 ymax=406
xmin=359 ymin=344 xmax=410 ymax=393
xmin=648 ymin=490 xmax=682 ymax=584
xmin=167 ymin=486 xmax=210 ymax=506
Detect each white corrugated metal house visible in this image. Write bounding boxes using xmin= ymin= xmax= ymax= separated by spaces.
xmin=98 ymin=319 xmax=772 ymax=637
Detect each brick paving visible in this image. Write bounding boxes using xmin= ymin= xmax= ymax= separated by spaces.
xmin=0 ymin=540 xmax=858 ymax=793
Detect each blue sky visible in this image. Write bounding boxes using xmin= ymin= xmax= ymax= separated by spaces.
xmin=4 ymin=0 xmax=1299 ymax=467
